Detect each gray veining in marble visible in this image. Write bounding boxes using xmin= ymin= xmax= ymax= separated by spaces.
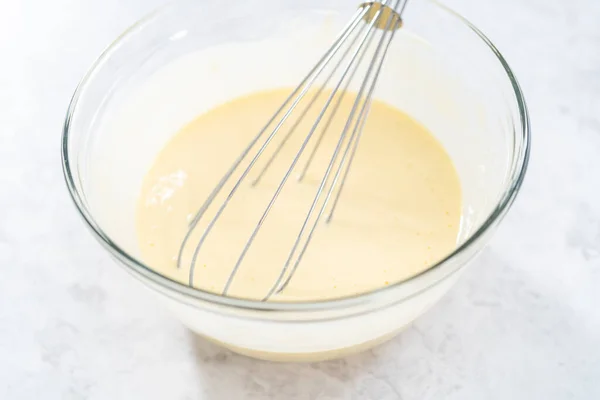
xmin=1 ymin=0 xmax=599 ymax=398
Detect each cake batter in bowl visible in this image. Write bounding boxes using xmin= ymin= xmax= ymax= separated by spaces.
xmin=137 ymin=88 xmax=463 ymax=301
xmin=62 ymin=0 xmax=529 ymax=361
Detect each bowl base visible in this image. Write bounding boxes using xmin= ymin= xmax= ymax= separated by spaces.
xmin=197 ymin=328 xmax=404 ymax=363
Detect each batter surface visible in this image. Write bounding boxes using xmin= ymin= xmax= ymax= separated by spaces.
xmin=136 ymin=88 xmax=461 ymax=301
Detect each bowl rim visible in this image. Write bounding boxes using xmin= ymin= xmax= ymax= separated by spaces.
xmin=61 ymin=0 xmax=530 ymax=313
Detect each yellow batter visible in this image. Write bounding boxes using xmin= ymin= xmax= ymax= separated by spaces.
xmin=136 ymin=88 xmax=461 ymax=301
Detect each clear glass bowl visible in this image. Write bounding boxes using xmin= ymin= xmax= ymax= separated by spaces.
xmin=61 ymin=0 xmax=529 ymax=362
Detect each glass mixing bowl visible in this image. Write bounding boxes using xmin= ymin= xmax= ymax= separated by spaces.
xmin=62 ymin=0 xmax=529 ymax=362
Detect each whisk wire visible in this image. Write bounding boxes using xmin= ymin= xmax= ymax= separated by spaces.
xmin=178 ymin=0 xmax=408 ymax=298
xmin=327 ymin=12 xmax=402 ymax=222
xmin=178 ymin=6 xmax=368 ymax=271
xmin=223 ymin=2 xmax=387 ymax=295
xmin=187 ymin=7 xmax=370 ymax=284
xmin=251 ymin=20 xmax=371 ymax=187
xmin=273 ymin=0 xmax=403 ymax=296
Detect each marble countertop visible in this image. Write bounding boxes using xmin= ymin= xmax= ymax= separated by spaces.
xmin=1 ymin=0 xmax=599 ymax=398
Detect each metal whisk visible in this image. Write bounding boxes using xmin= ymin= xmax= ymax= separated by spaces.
xmin=178 ymin=0 xmax=408 ymax=300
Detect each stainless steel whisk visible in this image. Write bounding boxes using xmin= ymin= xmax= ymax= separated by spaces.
xmin=178 ymin=0 xmax=408 ymax=300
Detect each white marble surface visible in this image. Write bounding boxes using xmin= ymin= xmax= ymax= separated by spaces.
xmin=1 ymin=0 xmax=599 ymax=398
